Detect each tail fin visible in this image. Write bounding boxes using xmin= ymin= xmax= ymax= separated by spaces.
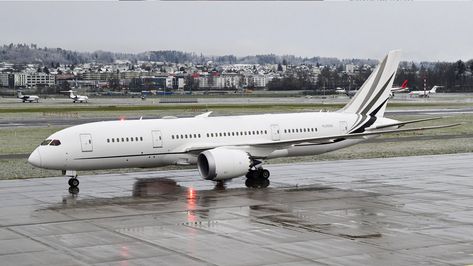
xmin=340 ymin=50 xmax=401 ymax=117
xmin=401 ymin=79 xmax=408 ymax=88
xmin=16 ymin=91 xmax=23 ymax=98
xmin=430 ymin=86 xmax=442 ymax=93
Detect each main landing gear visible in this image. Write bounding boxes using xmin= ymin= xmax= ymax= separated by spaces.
xmin=245 ymin=168 xmax=270 ymax=188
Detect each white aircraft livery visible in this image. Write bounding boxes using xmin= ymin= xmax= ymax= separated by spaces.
xmin=17 ymin=91 xmax=39 ymax=103
xmin=28 ymin=50 xmax=458 ymax=189
xmin=409 ymin=86 xmax=442 ymax=98
xmin=62 ymin=90 xmax=89 ymax=103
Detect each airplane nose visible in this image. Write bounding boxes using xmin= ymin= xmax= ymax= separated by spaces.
xmin=28 ymin=148 xmax=42 ymax=167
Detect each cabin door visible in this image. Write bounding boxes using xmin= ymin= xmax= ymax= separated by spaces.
xmin=151 ymin=130 xmax=163 ymax=148
xmin=270 ymin=124 xmax=281 ymax=141
xmin=79 ymin=134 xmax=93 ymax=152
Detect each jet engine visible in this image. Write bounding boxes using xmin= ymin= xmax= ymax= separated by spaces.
xmin=197 ymin=148 xmax=252 ymax=181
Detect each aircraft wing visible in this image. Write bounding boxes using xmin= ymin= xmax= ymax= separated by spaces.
xmin=184 ymin=123 xmax=460 ymax=153
xmin=252 ymin=123 xmax=460 ymax=148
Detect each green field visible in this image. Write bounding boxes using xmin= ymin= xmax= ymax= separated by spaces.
xmin=0 ymin=103 xmax=472 ymax=180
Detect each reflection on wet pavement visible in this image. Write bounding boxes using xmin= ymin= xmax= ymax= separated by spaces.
xmin=1 ymin=153 xmax=473 ymax=265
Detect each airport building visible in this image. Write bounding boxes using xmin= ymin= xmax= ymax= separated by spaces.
xmin=0 ymin=73 xmax=55 ymax=88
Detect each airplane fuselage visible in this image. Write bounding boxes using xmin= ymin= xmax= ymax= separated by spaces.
xmin=30 ymin=112 xmax=393 ymax=171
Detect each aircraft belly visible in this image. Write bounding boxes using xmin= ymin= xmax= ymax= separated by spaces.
xmin=286 ymin=139 xmax=365 ymax=157
xmin=68 ymin=153 xmax=197 ymax=170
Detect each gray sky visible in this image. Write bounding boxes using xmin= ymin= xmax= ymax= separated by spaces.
xmin=1 ymin=1 xmax=472 ymax=62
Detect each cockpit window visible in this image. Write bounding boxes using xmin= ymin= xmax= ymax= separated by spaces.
xmin=41 ymin=139 xmax=52 ymax=146
xmin=49 ymin=139 xmax=61 ymax=146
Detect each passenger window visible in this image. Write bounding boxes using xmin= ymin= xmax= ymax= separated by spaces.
xmin=41 ymin=139 xmax=52 ymax=146
xmin=107 ymin=139 xmax=110 ymax=143
xmin=121 ymin=138 xmax=124 ymax=142
xmin=131 ymin=137 xmax=134 ymax=141
xmin=140 ymin=137 xmax=143 ymax=141
xmin=198 ymin=134 xmax=201 ymax=138
xmin=112 ymin=138 xmax=115 ymax=143
xmin=126 ymin=137 xmax=129 ymax=142
xmin=117 ymin=138 xmax=120 ymax=142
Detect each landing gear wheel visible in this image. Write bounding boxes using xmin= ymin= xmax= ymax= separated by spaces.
xmin=68 ymin=178 xmax=79 ymax=188
xmin=261 ymin=169 xmax=270 ymax=179
xmin=245 ymin=169 xmax=270 ymax=188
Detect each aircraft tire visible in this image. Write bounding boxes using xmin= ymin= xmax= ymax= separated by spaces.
xmin=68 ymin=178 xmax=79 ymax=188
xmin=261 ymin=169 xmax=270 ymax=179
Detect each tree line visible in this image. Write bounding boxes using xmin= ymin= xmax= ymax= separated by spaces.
xmin=267 ymin=60 xmax=473 ymax=93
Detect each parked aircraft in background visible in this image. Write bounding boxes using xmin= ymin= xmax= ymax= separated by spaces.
xmin=391 ymin=80 xmax=409 ymax=93
xmin=61 ymin=90 xmax=89 ymax=103
xmin=409 ymin=86 xmax=443 ymax=98
xmin=335 ymin=87 xmax=358 ymax=98
xmin=28 ymin=50 xmax=458 ymax=191
xmin=17 ymin=91 xmax=39 ymax=103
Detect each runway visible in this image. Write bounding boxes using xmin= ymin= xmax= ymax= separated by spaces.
xmin=0 ymin=153 xmax=472 ymax=265
xmin=1 ymin=107 xmax=472 ymax=128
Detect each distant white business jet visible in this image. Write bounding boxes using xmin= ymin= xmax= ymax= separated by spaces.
xmin=29 ymin=50 xmax=458 ymax=190
xmin=17 ymin=90 xmax=39 ymax=103
xmin=61 ymin=90 xmax=89 ymax=103
xmin=409 ymin=86 xmax=443 ymax=98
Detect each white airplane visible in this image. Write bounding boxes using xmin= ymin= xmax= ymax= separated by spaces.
xmin=409 ymin=86 xmax=443 ymax=98
xmin=28 ymin=50 xmax=458 ymax=190
xmin=62 ymin=90 xmax=89 ymax=103
xmin=17 ymin=91 xmax=39 ymax=103
xmin=335 ymin=88 xmax=358 ymax=98
xmin=391 ymin=79 xmax=409 ymax=93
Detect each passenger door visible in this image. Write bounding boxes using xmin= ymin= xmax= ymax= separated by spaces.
xmin=79 ymin=134 xmax=93 ymax=152
xmin=270 ymin=124 xmax=281 ymax=141
xmin=151 ymin=130 xmax=163 ymax=148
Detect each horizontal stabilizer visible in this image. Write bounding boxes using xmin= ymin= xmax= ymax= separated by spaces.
xmin=195 ymin=111 xmax=212 ymax=118
xmin=367 ymin=117 xmax=442 ymax=130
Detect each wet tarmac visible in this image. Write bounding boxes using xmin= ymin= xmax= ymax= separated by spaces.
xmin=0 ymin=153 xmax=473 ymax=265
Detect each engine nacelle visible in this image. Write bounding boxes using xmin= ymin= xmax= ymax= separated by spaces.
xmin=197 ymin=148 xmax=252 ymax=181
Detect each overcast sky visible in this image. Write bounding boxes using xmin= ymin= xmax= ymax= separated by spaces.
xmin=1 ymin=1 xmax=472 ymax=62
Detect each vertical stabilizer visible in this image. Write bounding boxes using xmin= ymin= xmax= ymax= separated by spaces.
xmin=430 ymin=86 xmax=442 ymax=93
xmin=340 ymin=50 xmax=401 ymax=117
xmin=68 ymin=90 xmax=76 ymax=99
xmin=401 ymin=80 xmax=408 ymax=88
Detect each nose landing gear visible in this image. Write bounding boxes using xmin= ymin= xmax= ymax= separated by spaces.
xmin=245 ymin=168 xmax=270 ymax=188
xmin=68 ymin=177 xmax=79 ymax=188
xmin=63 ymin=170 xmax=80 ymax=193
